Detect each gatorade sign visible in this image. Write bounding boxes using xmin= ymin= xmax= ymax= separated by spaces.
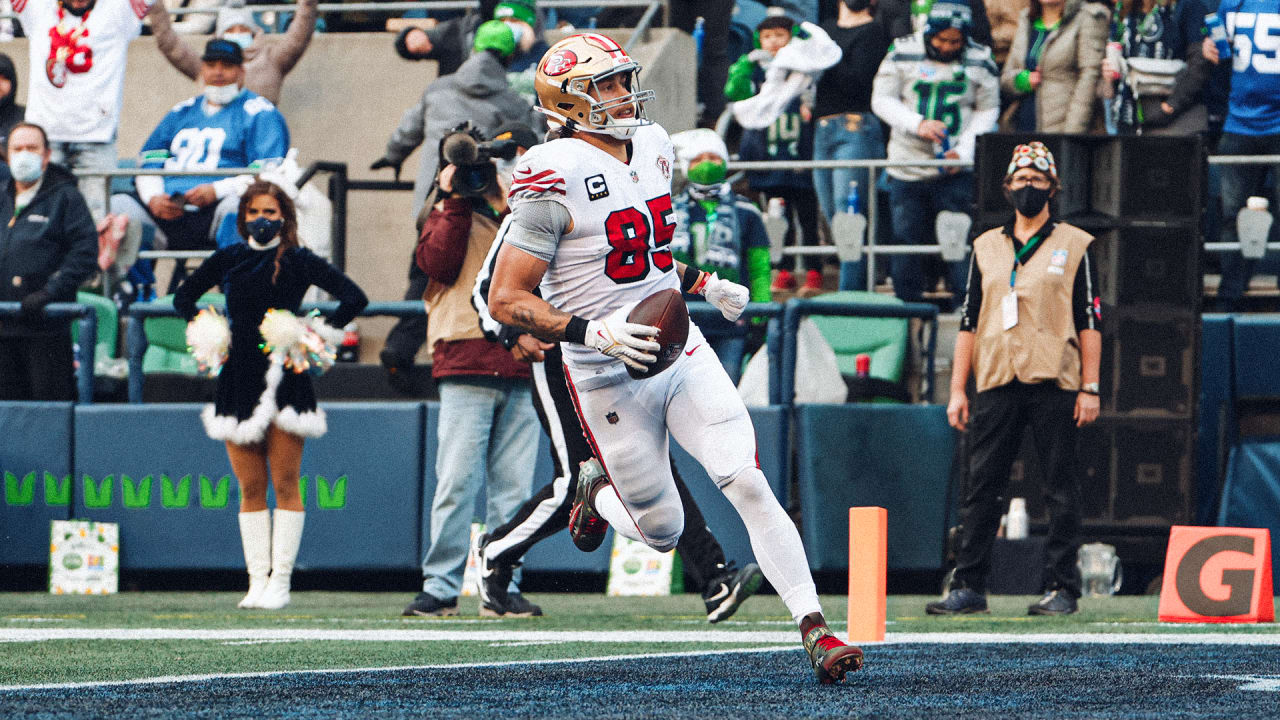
xmin=1158 ymin=526 xmax=1274 ymax=623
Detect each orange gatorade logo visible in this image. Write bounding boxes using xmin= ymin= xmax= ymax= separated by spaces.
xmin=1158 ymin=526 xmax=1274 ymax=623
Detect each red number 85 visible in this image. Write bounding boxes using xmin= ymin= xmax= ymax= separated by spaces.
xmin=603 ymin=195 xmax=675 ymax=284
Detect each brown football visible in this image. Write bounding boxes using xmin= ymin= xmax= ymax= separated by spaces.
xmin=625 ymin=288 xmax=689 ymax=379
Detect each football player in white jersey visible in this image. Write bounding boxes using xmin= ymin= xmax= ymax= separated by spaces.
xmin=488 ymin=33 xmax=864 ymax=684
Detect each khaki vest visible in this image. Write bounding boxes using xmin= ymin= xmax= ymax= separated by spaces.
xmin=972 ymin=221 xmax=1094 ymax=393
xmin=424 ymin=212 xmax=497 ymax=351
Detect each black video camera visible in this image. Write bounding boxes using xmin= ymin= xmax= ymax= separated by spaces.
xmin=439 ymin=123 xmax=520 ymax=198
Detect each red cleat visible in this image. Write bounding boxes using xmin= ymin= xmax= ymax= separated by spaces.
xmin=803 ymin=624 xmax=864 ymax=684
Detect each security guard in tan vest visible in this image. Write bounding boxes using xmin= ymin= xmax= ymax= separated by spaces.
xmin=927 ymin=141 xmax=1102 ymax=617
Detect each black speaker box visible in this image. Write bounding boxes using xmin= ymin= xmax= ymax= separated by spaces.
xmin=1109 ymin=420 xmax=1194 ymax=524
xmin=1092 ymin=223 xmax=1202 ymax=308
xmin=1090 ymin=135 xmax=1205 ymax=222
xmin=1106 ymin=308 xmax=1197 ymax=418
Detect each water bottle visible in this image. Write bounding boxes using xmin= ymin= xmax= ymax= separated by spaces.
xmin=337 ymin=322 xmax=359 ymax=363
xmin=845 ymin=181 xmax=861 ymax=215
xmin=855 ymin=353 xmax=871 ymax=378
xmin=1006 ymin=498 xmax=1029 ymax=540
xmin=1205 ymin=13 xmax=1232 ymax=60
xmin=692 ymin=17 xmax=705 ymax=63
xmin=1105 ymin=40 xmax=1124 ymax=81
xmin=935 ymin=130 xmax=951 ymax=160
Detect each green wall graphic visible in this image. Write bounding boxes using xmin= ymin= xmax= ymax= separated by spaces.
xmin=3 ymin=471 xmax=349 ymax=510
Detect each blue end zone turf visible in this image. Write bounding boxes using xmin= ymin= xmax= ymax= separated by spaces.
xmin=5 ymin=644 xmax=1278 ymax=718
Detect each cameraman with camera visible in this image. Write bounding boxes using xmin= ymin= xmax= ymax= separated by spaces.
xmin=402 ymin=122 xmax=543 ymax=617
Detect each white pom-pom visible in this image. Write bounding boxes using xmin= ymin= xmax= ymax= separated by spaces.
xmin=259 ymin=309 xmax=339 ymax=375
xmin=186 ymin=307 xmax=230 ymax=376
xmin=259 ymin=309 xmax=305 ymax=357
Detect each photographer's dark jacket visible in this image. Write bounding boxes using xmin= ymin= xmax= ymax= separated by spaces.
xmin=0 ymin=163 xmax=97 ymax=336
xmin=415 ymin=195 xmax=530 ymax=381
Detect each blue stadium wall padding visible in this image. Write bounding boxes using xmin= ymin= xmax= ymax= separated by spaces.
xmin=1198 ymin=314 xmax=1234 ymax=524
xmin=0 ymin=402 xmax=74 ymax=566
xmin=1217 ymin=440 xmax=1280 ymax=594
xmin=72 ymin=402 xmax=425 ymax=571
xmin=421 ymin=401 xmax=609 ymax=575
xmin=1231 ymin=314 xmax=1280 ymax=398
xmin=795 ymin=404 xmax=954 ymax=572
xmin=668 ymin=406 xmax=790 ymax=569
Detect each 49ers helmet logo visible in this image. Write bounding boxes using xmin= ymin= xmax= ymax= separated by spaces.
xmin=543 ymin=49 xmax=579 ymax=76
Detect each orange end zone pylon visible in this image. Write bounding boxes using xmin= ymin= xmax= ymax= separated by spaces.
xmin=848 ymin=506 xmax=887 ymax=642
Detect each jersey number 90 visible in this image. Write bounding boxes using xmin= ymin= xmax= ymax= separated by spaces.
xmin=604 ymin=194 xmax=675 ymax=284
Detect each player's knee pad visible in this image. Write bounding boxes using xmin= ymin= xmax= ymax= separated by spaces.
xmin=636 ymin=500 xmax=683 ymax=553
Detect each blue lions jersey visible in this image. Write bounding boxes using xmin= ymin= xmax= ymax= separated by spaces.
xmin=1219 ymin=0 xmax=1280 ymax=135
xmin=139 ymin=91 xmax=290 ymax=195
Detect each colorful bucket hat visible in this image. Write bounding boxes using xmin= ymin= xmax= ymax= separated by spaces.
xmin=1006 ymin=141 xmax=1057 ymax=180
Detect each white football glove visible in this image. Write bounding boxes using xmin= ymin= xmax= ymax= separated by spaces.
xmin=584 ymin=305 xmax=660 ymax=372
xmin=701 ymin=272 xmax=749 ymax=322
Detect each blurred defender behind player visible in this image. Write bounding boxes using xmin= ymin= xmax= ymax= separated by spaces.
xmin=488 ymin=33 xmax=864 ymax=684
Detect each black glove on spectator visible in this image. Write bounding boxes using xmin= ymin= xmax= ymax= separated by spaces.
xmin=370 ymin=157 xmax=403 ymax=181
xmin=20 ymin=289 xmax=52 ymax=319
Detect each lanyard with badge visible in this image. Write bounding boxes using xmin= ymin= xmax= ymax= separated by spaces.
xmin=1003 ymin=233 xmax=1042 ymax=330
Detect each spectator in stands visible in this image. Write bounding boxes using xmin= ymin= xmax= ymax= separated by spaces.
xmin=812 ymin=0 xmax=892 ymax=290
xmin=930 ymin=141 xmax=1100 ymax=617
xmin=1204 ymin=0 xmax=1280 ymax=309
xmin=727 ymin=10 xmax=842 ymax=295
xmin=12 ymin=0 xmax=157 ymax=222
xmin=0 ymin=53 xmax=25 ymax=151
xmin=373 ymin=21 xmax=535 ymax=213
xmin=0 ymin=122 xmax=97 ymax=401
xmin=985 ymin=0 xmax=1029 ymax=66
xmin=174 ymin=180 xmax=367 ymax=611
xmin=878 ymin=0 xmax=994 ymax=45
xmin=871 ymin=0 xmax=999 ymax=306
xmin=401 ymin=124 xmax=540 ymax=618
xmin=392 ymin=0 xmax=547 ymax=105
xmin=1000 ymin=0 xmax=1108 ymax=133
xmin=1102 ymin=0 xmax=1211 ymax=136
xmin=671 ymin=128 xmax=773 ymax=383
xmin=109 ymin=40 xmax=289 ymax=278
xmin=149 ymin=0 xmax=318 ymax=106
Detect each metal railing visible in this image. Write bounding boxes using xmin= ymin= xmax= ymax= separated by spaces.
xmin=726 ymin=153 xmax=1280 ymax=290
xmin=124 ymin=300 xmax=424 ymax=403
xmin=0 ymin=303 xmax=98 ymax=404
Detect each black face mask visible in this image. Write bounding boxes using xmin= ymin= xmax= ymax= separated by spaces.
xmin=1010 ymin=185 xmax=1053 ymax=217
xmin=247 ymin=216 xmax=284 ymax=244
xmin=844 ymin=0 xmax=873 ymax=11
xmin=925 ymin=37 xmax=964 ymax=62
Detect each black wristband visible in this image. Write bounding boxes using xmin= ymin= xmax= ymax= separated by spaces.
xmin=680 ymin=265 xmax=701 ymax=293
xmin=565 ymin=315 xmax=589 ymax=345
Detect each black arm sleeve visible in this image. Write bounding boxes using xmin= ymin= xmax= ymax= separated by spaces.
xmin=958 ymin=252 xmax=983 ymax=332
xmin=1072 ymin=243 xmax=1101 ymax=334
xmin=300 ymin=249 xmax=369 ymax=328
xmin=173 ymin=249 xmax=236 ymax=321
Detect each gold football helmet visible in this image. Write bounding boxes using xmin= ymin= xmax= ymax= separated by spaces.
xmin=533 ymin=33 xmax=655 ymax=140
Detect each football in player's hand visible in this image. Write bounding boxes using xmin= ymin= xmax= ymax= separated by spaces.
xmin=625 ymin=289 xmax=689 ymax=380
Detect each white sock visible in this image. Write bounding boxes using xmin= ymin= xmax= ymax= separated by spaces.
xmin=594 ymin=486 xmax=646 ymax=543
xmin=721 ymin=468 xmax=822 ymax=623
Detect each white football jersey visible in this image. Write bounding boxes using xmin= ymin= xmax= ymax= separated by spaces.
xmin=508 ymin=123 xmax=684 ymax=368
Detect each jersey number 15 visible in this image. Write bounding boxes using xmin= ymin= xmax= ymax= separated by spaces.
xmin=604 ymin=194 xmax=675 ymax=284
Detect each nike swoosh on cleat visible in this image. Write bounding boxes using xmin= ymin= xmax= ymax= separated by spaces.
xmin=705 ymin=584 xmax=730 ymax=603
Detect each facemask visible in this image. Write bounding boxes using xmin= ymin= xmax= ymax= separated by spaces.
xmin=224 ymin=32 xmax=253 ymax=50
xmin=506 ymin=22 xmax=527 ymax=50
xmin=925 ymin=37 xmax=964 ymax=63
xmin=1010 ymin=185 xmax=1052 ymax=217
xmin=844 ymin=0 xmax=873 ymax=11
xmin=686 ymin=159 xmax=726 ymax=201
xmin=9 ymin=150 xmax=44 ymax=184
xmin=203 ymin=83 xmax=242 ymax=106
xmin=246 ymin=216 xmax=283 ymax=247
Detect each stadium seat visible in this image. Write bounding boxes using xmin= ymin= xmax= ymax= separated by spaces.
xmin=142 ymin=293 xmax=225 ymax=375
xmin=71 ymin=291 xmax=119 ymax=374
xmin=806 ymin=290 xmax=909 ymax=403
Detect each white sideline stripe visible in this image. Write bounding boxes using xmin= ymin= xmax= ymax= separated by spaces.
xmin=2 ymin=629 xmax=1279 ymax=645
xmin=0 ymin=645 xmax=793 ymax=692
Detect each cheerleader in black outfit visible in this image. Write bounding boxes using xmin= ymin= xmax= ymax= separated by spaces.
xmin=174 ymin=181 xmax=367 ymax=609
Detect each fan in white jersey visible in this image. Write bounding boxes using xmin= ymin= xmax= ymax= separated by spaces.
xmin=486 ymin=32 xmax=865 ymax=685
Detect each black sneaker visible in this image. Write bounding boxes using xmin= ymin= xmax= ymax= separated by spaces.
xmin=704 ymin=562 xmax=764 ymax=623
xmin=503 ymin=593 xmax=544 ymax=617
xmin=402 ymin=591 xmax=458 ymax=617
xmin=1028 ymin=589 xmax=1079 ymax=616
xmin=475 ymin=532 xmax=516 ymax=617
xmin=925 ymin=588 xmax=989 ymax=615
xmin=569 ymin=459 xmax=610 ymax=552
